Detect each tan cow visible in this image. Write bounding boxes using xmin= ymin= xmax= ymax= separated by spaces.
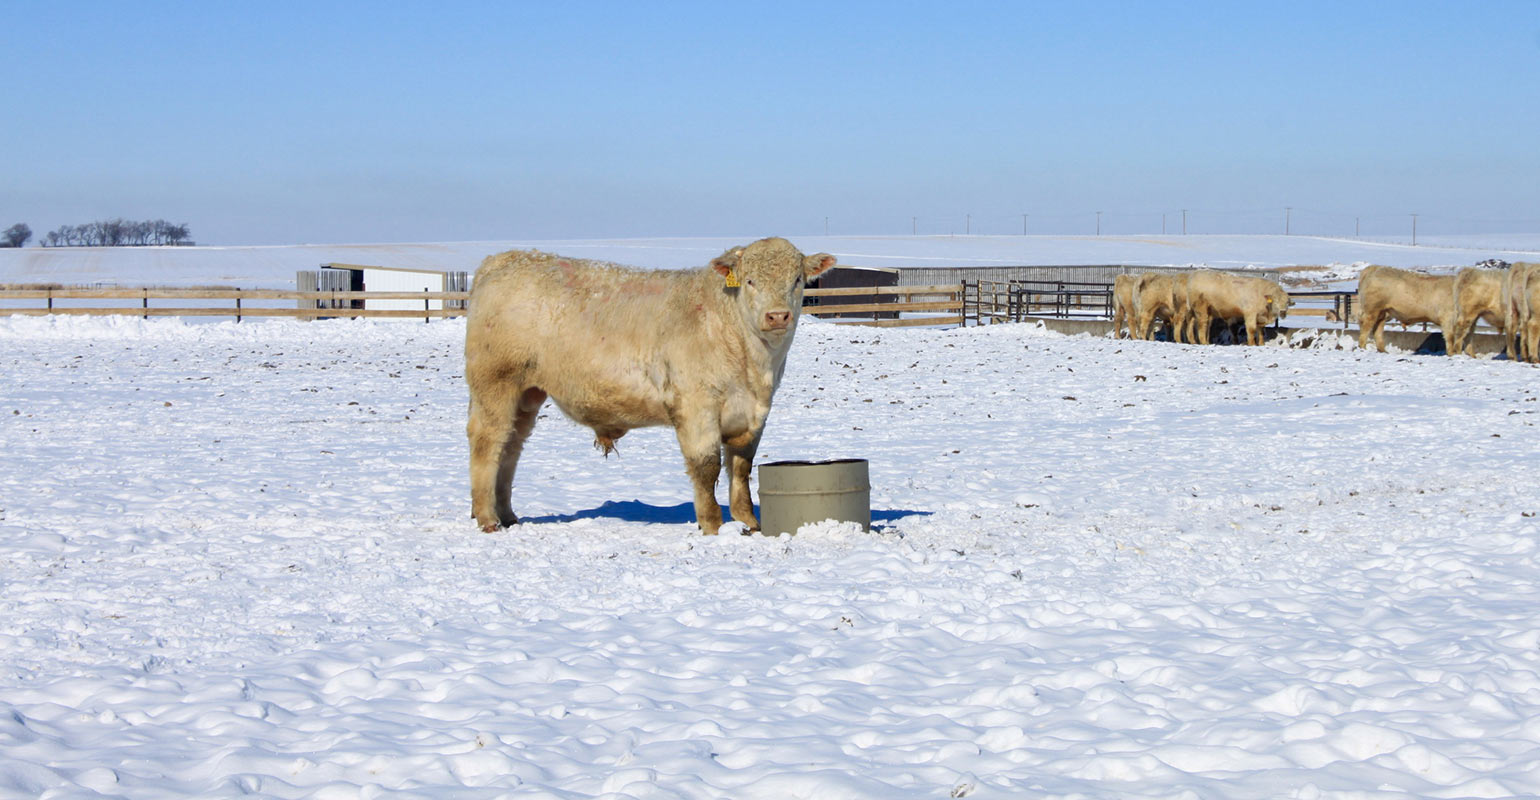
xmin=464 ymin=237 xmax=835 ymax=535
xmin=1111 ymin=273 xmax=1139 ymax=339
xmin=1355 ymin=265 xmax=1456 ymax=354
xmin=1187 ymin=271 xmax=1291 ymax=346
xmin=1521 ymin=266 xmax=1540 ymax=363
xmin=1501 ymin=262 xmax=1540 ymax=361
xmin=1132 ymin=273 xmax=1192 ymax=342
xmin=1449 ymin=267 xmax=1506 ymax=357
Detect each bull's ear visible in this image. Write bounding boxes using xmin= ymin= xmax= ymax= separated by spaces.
xmin=803 ymin=253 xmax=835 ymax=281
xmin=711 ymin=248 xmax=744 ymax=278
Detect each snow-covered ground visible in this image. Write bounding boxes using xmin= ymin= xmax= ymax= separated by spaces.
xmin=4 ymin=310 xmax=1540 ymax=798
xmin=4 ymin=233 xmax=1538 ymax=289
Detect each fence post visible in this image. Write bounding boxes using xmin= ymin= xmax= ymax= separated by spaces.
xmin=142 ymin=288 xmax=148 ymax=320
xmin=236 ymin=288 xmax=242 ymax=323
xmin=47 ymin=288 xmax=53 ymax=312
xmin=425 ymin=286 xmax=431 ymax=324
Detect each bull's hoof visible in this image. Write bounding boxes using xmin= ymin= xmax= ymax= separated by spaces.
xmin=475 ymin=511 xmax=519 ymax=533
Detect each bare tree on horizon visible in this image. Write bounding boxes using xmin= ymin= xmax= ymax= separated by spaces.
xmin=2 ymin=223 xmax=31 ymax=248
xmin=41 ymin=219 xmax=192 ymax=247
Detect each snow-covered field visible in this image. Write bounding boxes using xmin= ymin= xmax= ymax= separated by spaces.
xmin=4 ymin=233 xmax=1539 ymax=289
xmin=5 ymin=307 xmax=1540 ymax=797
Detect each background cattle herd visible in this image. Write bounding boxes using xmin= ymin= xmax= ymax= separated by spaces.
xmin=1111 ymin=262 xmax=1540 ymax=361
xmin=1112 ymin=270 xmax=1291 ymax=347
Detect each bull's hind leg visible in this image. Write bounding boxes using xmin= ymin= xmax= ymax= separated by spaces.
xmin=1357 ymin=308 xmax=1378 ymax=351
xmin=1361 ymin=309 xmax=1390 ymax=353
xmin=468 ymin=384 xmax=517 ymax=531
xmin=468 ymin=382 xmax=543 ymax=532
xmin=1454 ymin=313 xmax=1479 ymax=356
xmin=494 ymin=388 xmax=546 ymax=521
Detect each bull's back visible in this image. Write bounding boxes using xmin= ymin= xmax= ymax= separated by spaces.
xmin=466 ymin=251 xmax=589 ymax=370
xmin=1113 ymin=274 xmax=1138 ymax=308
xmin=1189 ymin=271 xmax=1247 ymax=318
xmin=466 ymin=251 xmax=707 ymax=423
xmin=1506 ymin=263 xmax=1540 ymax=319
xmin=1456 ymin=269 xmax=1503 ymax=314
xmin=1359 ymin=266 xmax=1453 ymax=322
xmin=1524 ymin=267 xmax=1540 ymax=316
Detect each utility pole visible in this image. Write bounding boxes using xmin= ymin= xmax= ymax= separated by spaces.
xmin=1022 ymin=214 xmax=1027 ymax=235
xmin=912 ymin=216 xmax=917 ymax=235
xmin=1411 ymin=213 xmax=1419 ymax=246
xmin=1285 ymin=207 xmax=1292 ymax=235
xmin=824 ymin=217 xmax=829 ymax=236
xmin=1181 ymin=209 xmax=1187 ymax=235
xmin=1096 ymin=211 xmax=1102 ymax=236
xmin=966 ymin=214 xmax=971 ymax=235
xmin=1355 ymin=217 xmax=1360 ymax=237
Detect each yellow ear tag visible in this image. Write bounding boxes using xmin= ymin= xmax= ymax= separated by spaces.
xmin=724 ymin=269 xmax=741 ymax=288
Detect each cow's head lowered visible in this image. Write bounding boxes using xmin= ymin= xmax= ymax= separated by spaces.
xmin=1264 ymin=283 xmax=1294 ymax=322
xmin=711 ymin=237 xmax=835 ymax=340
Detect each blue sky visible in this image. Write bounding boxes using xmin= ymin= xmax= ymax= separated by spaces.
xmin=5 ymin=1 xmax=1539 ymax=245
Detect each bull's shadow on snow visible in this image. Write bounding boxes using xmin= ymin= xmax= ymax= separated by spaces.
xmin=523 ymin=500 xmax=930 ymax=526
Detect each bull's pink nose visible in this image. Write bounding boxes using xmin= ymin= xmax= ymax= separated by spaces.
xmin=765 ymin=311 xmax=792 ymax=329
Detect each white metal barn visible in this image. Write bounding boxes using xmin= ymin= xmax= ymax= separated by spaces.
xmin=297 ymin=263 xmax=470 ymax=315
xmin=324 ymin=263 xmax=452 ymax=310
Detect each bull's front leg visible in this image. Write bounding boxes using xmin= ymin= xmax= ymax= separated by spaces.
xmin=724 ymin=429 xmax=763 ymax=531
xmin=674 ymin=409 xmax=725 ymax=535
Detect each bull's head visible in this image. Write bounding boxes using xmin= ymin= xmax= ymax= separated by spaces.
xmin=1263 ymin=285 xmax=1294 ymax=323
xmin=711 ymin=237 xmax=835 ymax=340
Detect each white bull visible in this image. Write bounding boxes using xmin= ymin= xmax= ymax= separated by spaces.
xmin=464 ymin=237 xmax=835 ymax=534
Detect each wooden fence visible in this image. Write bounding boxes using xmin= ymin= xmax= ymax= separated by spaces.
xmin=0 ymin=285 xmax=971 ymax=327
xmin=0 ymin=288 xmax=470 ymax=321
xmin=802 ymin=284 xmax=964 ymax=327
xmin=0 ymin=283 xmax=1382 ymax=332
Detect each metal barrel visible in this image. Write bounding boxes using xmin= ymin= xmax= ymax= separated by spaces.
xmin=757 ymin=459 xmax=870 ymax=535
